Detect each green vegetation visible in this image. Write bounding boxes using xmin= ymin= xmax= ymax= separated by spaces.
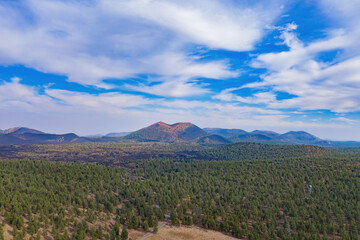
xmin=134 ymin=157 xmax=359 ymax=239
xmin=0 ymin=160 xmax=128 ymax=239
xmin=0 ymin=155 xmax=358 ymax=239
xmin=201 ymin=142 xmax=332 ymax=160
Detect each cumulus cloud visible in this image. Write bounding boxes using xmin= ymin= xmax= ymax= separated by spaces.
xmin=215 ymin=1 xmax=360 ymax=114
xmin=241 ymin=6 xmax=360 ymax=113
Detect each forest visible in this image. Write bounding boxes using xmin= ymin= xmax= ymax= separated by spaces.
xmin=0 ymin=149 xmax=359 ymax=239
xmin=0 ymin=142 xmax=358 ymax=239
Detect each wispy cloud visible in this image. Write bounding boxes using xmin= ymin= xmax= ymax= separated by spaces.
xmin=333 ymin=117 xmax=359 ymax=124
xmin=0 ymin=0 xmax=279 ymax=92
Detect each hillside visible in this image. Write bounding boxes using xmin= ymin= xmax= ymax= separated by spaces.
xmin=201 ymin=142 xmax=332 ymax=160
xmin=2 ymin=127 xmax=44 ymax=134
xmin=280 ymin=131 xmax=320 ymax=143
xmin=196 ymin=134 xmax=231 ymax=145
xmin=124 ymin=122 xmax=208 ymax=142
xmin=203 ymin=128 xmax=247 ymax=137
xmin=0 ymin=131 xmax=84 ymax=144
xmin=205 ymin=127 xmax=360 ymax=147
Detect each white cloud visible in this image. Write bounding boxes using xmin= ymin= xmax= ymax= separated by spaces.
xmin=0 ymin=0 xmax=280 ymax=93
xmin=0 ymin=77 xmax=57 ymax=111
xmin=102 ymin=0 xmax=281 ymax=51
xmin=127 ymin=80 xmax=210 ymax=97
xmin=46 ymin=89 xmax=151 ymax=109
xmin=1 ymin=78 xmax=359 ymax=140
xmin=0 ymin=77 xmax=152 ymax=113
xmin=242 ymin=9 xmax=360 ymax=113
xmin=213 ymin=88 xmax=277 ymax=104
xmin=334 ymin=117 xmax=359 ymax=124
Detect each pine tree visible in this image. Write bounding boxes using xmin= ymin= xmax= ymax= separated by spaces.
xmin=170 ymin=210 xmax=178 ymax=225
xmin=0 ymin=224 xmax=4 ymax=240
xmin=143 ymin=221 xmax=149 ymax=231
xmin=120 ymin=227 xmax=128 ymax=240
xmin=153 ymin=224 xmax=158 ymax=234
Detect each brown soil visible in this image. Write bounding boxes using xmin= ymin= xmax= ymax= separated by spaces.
xmin=145 ymin=225 xmax=240 ymax=240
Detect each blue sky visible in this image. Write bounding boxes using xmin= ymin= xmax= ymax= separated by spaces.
xmin=1 ymin=0 xmax=360 ymax=140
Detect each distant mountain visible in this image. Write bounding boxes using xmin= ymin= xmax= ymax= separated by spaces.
xmin=201 ymin=142 xmax=332 ymax=161
xmin=229 ymin=133 xmax=284 ymax=144
xmin=280 ymin=131 xmax=320 ymax=143
xmin=3 ymin=127 xmax=44 ymax=134
xmin=203 ymin=128 xmax=247 ymax=137
xmin=1 ymin=124 xmax=359 ymax=147
xmin=0 ymin=126 xmax=129 ymax=145
xmin=105 ymin=132 xmax=131 ymax=137
xmin=0 ymin=132 xmax=83 ymax=144
xmin=204 ymin=128 xmax=360 ymax=147
xmin=215 ymin=128 xmax=285 ymax=144
xmin=197 ymin=134 xmax=231 ymax=145
xmin=251 ymin=130 xmax=281 ymax=138
xmin=124 ymin=121 xmax=208 ymax=142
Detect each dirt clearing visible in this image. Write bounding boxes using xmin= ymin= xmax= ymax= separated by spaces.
xmin=145 ymin=225 xmax=239 ymax=240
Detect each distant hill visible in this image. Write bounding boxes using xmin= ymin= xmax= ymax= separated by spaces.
xmin=0 ymin=127 xmax=128 ymax=145
xmin=205 ymin=128 xmax=287 ymax=144
xmin=1 ymin=124 xmax=359 ymax=147
xmin=123 ymin=121 xmax=208 ymax=142
xmin=105 ymin=132 xmax=131 ymax=137
xmin=203 ymin=128 xmax=247 ymax=137
xmin=280 ymin=131 xmax=320 ymax=143
xmin=229 ymin=133 xmax=284 ymax=144
xmin=3 ymin=127 xmax=44 ymax=134
xmin=201 ymin=142 xmax=332 ymax=161
xmin=204 ymin=127 xmax=360 ymax=147
xmin=197 ymin=134 xmax=231 ymax=145
xmin=0 ymin=132 xmax=83 ymax=144
xmin=251 ymin=130 xmax=281 ymax=138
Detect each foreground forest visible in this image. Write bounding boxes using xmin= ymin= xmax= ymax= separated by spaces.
xmin=0 ymin=147 xmax=359 ymax=239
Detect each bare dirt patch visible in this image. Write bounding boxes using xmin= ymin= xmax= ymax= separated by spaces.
xmin=146 ymin=225 xmax=239 ymax=240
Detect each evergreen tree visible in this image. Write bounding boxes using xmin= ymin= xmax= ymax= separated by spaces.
xmin=0 ymin=224 xmax=4 ymax=240
xmin=121 ymin=227 xmax=128 ymax=240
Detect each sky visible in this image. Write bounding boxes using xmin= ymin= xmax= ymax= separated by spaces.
xmin=1 ymin=0 xmax=360 ymax=140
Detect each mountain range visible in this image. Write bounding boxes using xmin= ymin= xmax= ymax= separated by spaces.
xmin=1 ymin=123 xmax=360 ymax=147
xmin=204 ymin=128 xmax=329 ymax=145
xmin=0 ymin=127 xmax=120 ymax=145
xmin=203 ymin=128 xmax=360 ymax=147
xmin=0 ymin=127 xmax=87 ymax=144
